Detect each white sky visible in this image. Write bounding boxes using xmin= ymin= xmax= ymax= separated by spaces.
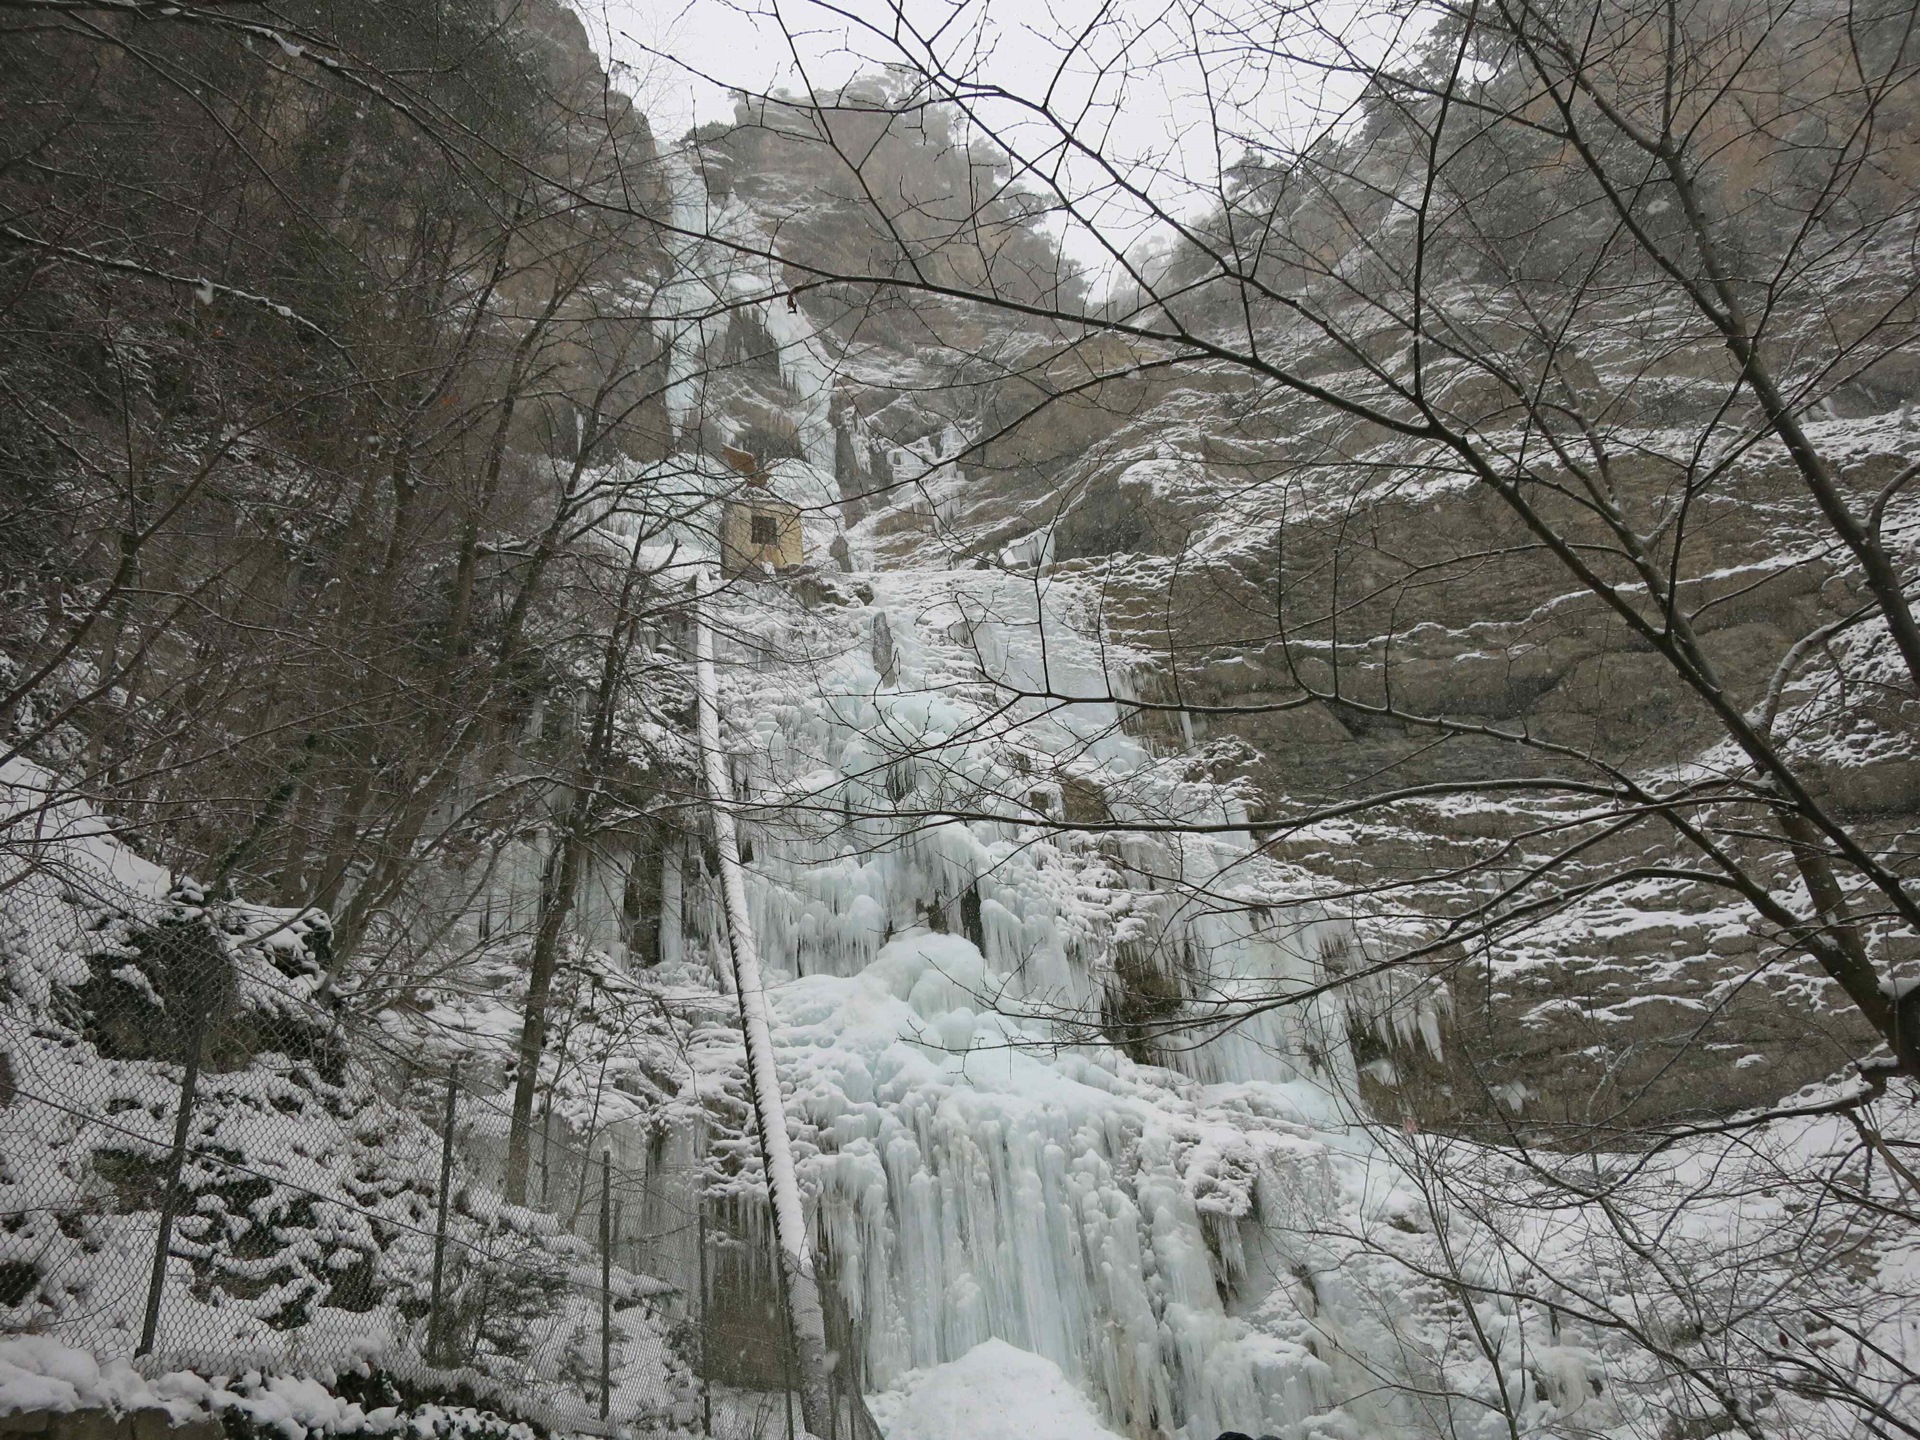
xmin=575 ymin=0 xmax=1385 ymax=279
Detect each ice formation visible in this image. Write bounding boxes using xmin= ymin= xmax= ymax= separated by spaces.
xmin=634 ymin=482 xmax=1448 ymax=1439
xmin=0 ymin=141 xmax=1459 ymax=1440
xmin=580 ymin=208 xmax=1456 ymax=1425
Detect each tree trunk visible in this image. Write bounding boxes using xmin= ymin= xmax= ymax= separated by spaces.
xmin=503 ymin=801 xmax=590 ymax=1205
xmin=504 ymin=522 xmax=658 ymax=1202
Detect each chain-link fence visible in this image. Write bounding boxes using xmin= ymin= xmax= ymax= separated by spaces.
xmin=0 ymin=843 xmax=863 ymax=1440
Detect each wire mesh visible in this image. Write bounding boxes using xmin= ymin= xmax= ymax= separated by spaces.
xmin=0 ymin=843 xmax=819 ymax=1440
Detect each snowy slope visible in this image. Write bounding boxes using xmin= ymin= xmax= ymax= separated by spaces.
xmin=0 ymin=760 xmax=694 ymax=1435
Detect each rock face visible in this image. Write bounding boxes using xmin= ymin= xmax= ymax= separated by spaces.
xmin=660 ymin=65 xmax=1920 ymax=1134
xmin=1018 ymin=391 xmax=1907 ymax=1124
xmin=816 ymin=283 xmax=1917 ymax=1129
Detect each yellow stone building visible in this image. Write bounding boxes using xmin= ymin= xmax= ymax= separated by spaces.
xmin=718 ymin=447 xmax=805 ymax=577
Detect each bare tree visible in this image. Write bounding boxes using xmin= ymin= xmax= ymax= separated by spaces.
xmin=640 ymin=0 xmax=1920 ymax=1081
xmin=594 ymin=1 xmax=1920 ymax=1431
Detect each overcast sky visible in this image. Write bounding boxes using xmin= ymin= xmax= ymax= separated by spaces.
xmin=577 ymin=0 xmax=1376 ymax=277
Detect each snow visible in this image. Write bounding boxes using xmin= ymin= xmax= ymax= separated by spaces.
xmin=0 ymin=1338 xmax=169 ymax=1418
xmin=0 ymin=755 xmax=693 ymax=1435
xmin=865 ymin=1340 xmax=1124 ymax=1440
xmin=0 ymin=1338 xmax=537 ymax=1440
xmin=0 ymin=755 xmax=174 ymax=901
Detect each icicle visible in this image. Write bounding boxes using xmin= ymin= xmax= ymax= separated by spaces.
xmin=677 ymin=561 xmax=1424 ymax=1440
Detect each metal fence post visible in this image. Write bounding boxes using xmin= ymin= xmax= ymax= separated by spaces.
xmin=137 ymin=1006 xmax=207 ymax=1356
xmin=697 ymin=1183 xmax=711 ymax=1438
xmin=599 ymin=1149 xmax=612 ymax=1420
xmin=428 ymin=1064 xmax=459 ymax=1365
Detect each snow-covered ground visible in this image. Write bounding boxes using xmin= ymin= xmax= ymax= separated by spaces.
xmin=0 ymin=760 xmax=696 ymax=1436
xmin=0 ymin=1335 xmax=538 ymax=1440
xmin=866 ymin=1340 xmax=1128 ymax=1440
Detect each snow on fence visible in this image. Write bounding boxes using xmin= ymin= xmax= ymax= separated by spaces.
xmin=0 ymin=841 xmax=814 ymax=1440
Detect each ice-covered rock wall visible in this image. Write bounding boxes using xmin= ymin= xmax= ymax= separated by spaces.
xmin=654 ymin=151 xmax=837 ymax=473
xmin=656 ymin=556 xmax=1439 ymax=1439
xmin=618 ymin=134 xmax=1449 ymax=1439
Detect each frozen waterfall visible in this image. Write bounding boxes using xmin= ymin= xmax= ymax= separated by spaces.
xmin=654 ymin=555 xmax=1439 ymax=1440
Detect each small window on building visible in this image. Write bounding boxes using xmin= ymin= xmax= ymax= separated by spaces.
xmin=750 ymin=513 xmax=780 ymax=546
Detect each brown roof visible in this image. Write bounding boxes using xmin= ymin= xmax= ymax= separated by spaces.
xmin=720 ymin=444 xmax=766 ymax=484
